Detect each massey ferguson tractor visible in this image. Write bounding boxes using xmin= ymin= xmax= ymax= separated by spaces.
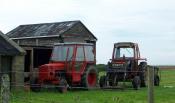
xmin=31 ymin=43 xmax=98 ymax=92
xmin=99 ymin=42 xmax=160 ymax=90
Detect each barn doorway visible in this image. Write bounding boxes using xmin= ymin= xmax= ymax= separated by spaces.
xmin=25 ymin=50 xmax=31 ymax=72
xmin=24 ymin=50 xmax=31 ymax=82
xmin=33 ymin=48 xmax=52 ymax=68
xmin=24 ymin=48 xmax=52 ymax=82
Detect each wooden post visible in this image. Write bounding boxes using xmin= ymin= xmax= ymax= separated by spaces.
xmin=148 ymin=66 xmax=154 ymax=103
xmin=1 ymin=74 xmax=10 ymax=103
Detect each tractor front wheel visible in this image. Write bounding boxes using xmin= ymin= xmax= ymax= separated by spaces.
xmin=132 ymin=76 xmax=141 ymax=90
xmin=108 ymin=74 xmax=118 ymax=86
xmin=139 ymin=62 xmax=147 ymax=87
xmin=82 ymin=66 xmax=98 ymax=90
xmin=58 ymin=78 xmax=68 ymax=93
xmin=30 ymin=78 xmax=41 ymax=92
xmin=154 ymin=75 xmax=160 ymax=86
xmin=99 ymin=75 xmax=107 ymax=88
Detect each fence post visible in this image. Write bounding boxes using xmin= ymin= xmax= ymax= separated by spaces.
xmin=148 ymin=66 xmax=154 ymax=103
xmin=1 ymin=74 xmax=10 ymax=103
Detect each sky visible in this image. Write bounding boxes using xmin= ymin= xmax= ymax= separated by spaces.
xmin=0 ymin=0 xmax=175 ymax=65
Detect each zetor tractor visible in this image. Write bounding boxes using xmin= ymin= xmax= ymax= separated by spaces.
xmin=99 ymin=42 xmax=160 ymax=90
xmin=31 ymin=43 xmax=98 ymax=92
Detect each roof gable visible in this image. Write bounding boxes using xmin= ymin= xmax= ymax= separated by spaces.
xmin=0 ymin=31 xmax=25 ymax=55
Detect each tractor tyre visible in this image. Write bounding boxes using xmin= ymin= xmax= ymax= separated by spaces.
xmin=108 ymin=73 xmax=113 ymax=86
xmin=58 ymin=78 xmax=68 ymax=93
xmin=139 ymin=62 xmax=147 ymax=87
xmin=82 ymin=66 xmax=98 ymax=90
xmin=154 ymin=75 xmax=160 ymax=86
xmin=99 ymin=75 xmax=107 ymax=88
xmin=30 ymin=78 xmax=41 ymax=92
xmin=132 ymin=76 xmax=141 ymax=90
xmin=108 ymin=74 xmax=118 ymax=86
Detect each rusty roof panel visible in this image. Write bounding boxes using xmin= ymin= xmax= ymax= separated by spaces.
xmin=7 ymin=21 xmax=79 ymax=38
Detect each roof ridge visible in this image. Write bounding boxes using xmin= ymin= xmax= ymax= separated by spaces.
xmin=19 ymin=20 xmax=80 ymax=26
xmin=0 ymin=30 xmax=3 ymax=34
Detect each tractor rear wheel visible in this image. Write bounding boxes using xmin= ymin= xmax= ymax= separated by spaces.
xmin=58 ymin=78 xmax=68 ymax=93
xmin=132 ymin=76 xmax=141 ymax=90
xmin=99 ymin=75 xmax=106 ymax=88
xmin=30 ymin=78 xmax=41 ymax=92
xmin=154 ymin=75 xmax=160 ymax=86
xmin=82 ymin=66 xmax=98 ymax=90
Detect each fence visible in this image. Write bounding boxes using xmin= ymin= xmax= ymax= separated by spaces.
xmin=0 ymin=67 xmax=175 ymax=103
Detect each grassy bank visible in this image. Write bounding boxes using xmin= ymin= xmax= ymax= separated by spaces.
xmin=10 ymin=69 xmax=175 ymax=103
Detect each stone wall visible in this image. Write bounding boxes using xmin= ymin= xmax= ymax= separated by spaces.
xmin=11 ymin=55 xmax=25 ymax=90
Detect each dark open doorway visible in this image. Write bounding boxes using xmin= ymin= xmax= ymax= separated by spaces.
xmin=24 ymin=50 xmax=31 ymax=82
xmin=24 ymin=48 xmax=52 ymax=83
xmin=25 ymin=50 xmax=31 ymax=72
xmin=33 ymin=48 xmax=52 ymax=68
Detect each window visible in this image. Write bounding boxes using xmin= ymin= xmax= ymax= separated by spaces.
xmin=51 ymin=45 xmax=73 ymax=61
xmin=76 ymin=46 xmax=84 ymax=61
xmin=85 ymin=46 xmax=94 ymax=61
xmin=114 ymin=47 xmax=134 ymax=59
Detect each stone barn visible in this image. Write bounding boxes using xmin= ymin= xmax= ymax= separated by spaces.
xmin=6 ymin=20 xmax=97 ymax=83
xmin=0 ymin=31 xmax=25 ymax=90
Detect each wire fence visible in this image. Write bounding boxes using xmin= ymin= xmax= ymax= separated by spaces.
xmin=0 ymin=68 xmax=175 ymax=103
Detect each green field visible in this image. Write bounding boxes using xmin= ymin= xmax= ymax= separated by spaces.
xmin=11 ymin=69 xmax=175 ymax=103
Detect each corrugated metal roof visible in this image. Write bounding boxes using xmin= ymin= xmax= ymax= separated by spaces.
xmin=7 ymin=21 xmax=80 ymax=38
xmin=0 ymin=31 xmax=25 ymax=55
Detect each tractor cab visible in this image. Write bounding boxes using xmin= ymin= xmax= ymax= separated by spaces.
xmin=100 ymin=42 xmax=160 ymax=90
xmin=100 ymin=42 xmax=151 ymax=90
xmin=113 ymin=42 xmax=140 ymax=60
xmin=110 ymin=42 xmax=143 ymax=72
xmin=49 ymin=43 xmax=96 ymax=81
xmin=31 ymin=43 xmax=98 ymax=92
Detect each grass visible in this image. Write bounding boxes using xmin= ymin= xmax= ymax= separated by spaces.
xmin=10 ymin=69 xmax=175 ymax=103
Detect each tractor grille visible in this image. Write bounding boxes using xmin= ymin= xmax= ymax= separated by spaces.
xmin=112 ymin=63 xmax=124 ymax=69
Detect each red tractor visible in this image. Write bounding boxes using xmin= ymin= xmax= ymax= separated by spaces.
xmin=31 ymin=43 xmax=98 ymax=92
xmin=99 ymin=42 xmax=160 ymax=89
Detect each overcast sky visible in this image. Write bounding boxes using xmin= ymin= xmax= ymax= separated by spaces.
xmin=1 ymin=0 xmax=175 ymax=65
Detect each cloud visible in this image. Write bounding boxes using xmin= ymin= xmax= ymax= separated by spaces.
xmin=0 ymin=0 xmax=175 ymax=65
